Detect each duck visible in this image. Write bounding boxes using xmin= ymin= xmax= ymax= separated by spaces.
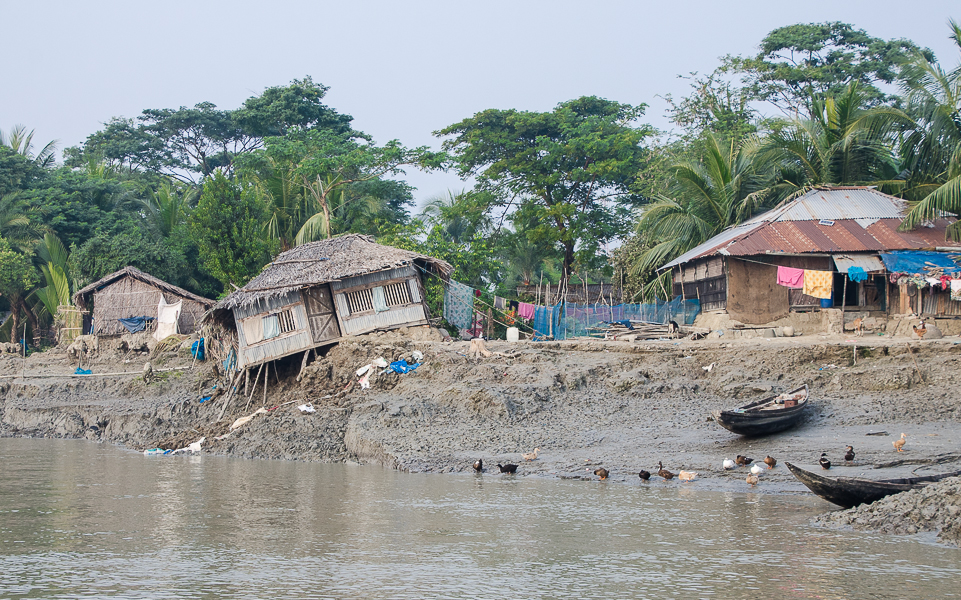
xmin=746 ymin=473 xmax=759 ymax=486
xmin=819 ymin=453 xmax=831 ymax=470
xmin=893 ymin=433 xmax=907 ymax=452
xmin=593 ymin=468 xmax=609 ymax=480
xmin=764 ymin=456 xmax=777 ymax=469
xmin=735 ymin=455 xmax=754 ymax=467
xmin=522 ymin=448 xmax=540 ymax=461
xmin=844 ymin=446 xmax=855 ymax=462
xmin=722 ymin=458 xmax=736 ymax=470
xmin=497 ymin=463 xmax=518 ymax=474
xmin=473 ymin=459 xmax=483 ymax=472
xmin=750 ymin=464 xmax=764 ymax=475
xmin=657 ymin=461 xmax=674 ymax=480
xmin=678 ymin=470 xmax=698 ymax=482
xmin=638 ymin=470 xmax=651 ymax=481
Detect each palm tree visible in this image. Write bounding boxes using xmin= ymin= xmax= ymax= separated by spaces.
xmin=761 ymin=82 xmax=906 ymax=198
xmin=140 ymin=181 xmax=196 ymax=238
xmin=899 ymin=20 xmax=961 ymax=239
xmin=1 ymin=124 xmax=58 ymax=168
xmin=30 ymin=233 xmax=73 ymax=323
xmin=633 ymin=135 xmax=772 ymax=281
xmin=419 ymin=189 xmax=491 ymax=244
xmin=0 ymin=192 xmax=45 ymax=251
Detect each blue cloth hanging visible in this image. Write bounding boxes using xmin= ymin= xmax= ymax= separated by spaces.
xmin=118 ymin=316 xmax=153 ymax=333
xmin=847 ymin=266 xmax=868 ymax=283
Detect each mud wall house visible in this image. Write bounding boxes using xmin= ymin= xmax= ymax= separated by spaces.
xmin=657 ymin=187 xmax=961 ymax=325
xmin=206 ymin=234 xmax=453 ymax=369
xmin=72 ymin=267 xmax=216 ymax=337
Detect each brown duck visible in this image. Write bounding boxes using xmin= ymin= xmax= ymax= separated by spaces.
xmin=657 ymin=461 xmax=674 ymax=480
xmin=593 ymin=468 xmax=609 ymax=480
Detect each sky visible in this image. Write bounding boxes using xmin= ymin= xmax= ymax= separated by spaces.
xmin=3 ymin=1 xmax=959 ymax=210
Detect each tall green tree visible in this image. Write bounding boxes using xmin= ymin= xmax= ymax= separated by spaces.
xmin=187 ymin=171 xmax=277 ymax=293
xmin=437 ymin=96 xmax=653 ymax=279
xmin=0 ymin=236 xmax=39 ymax=342
xmin=66 ymin=77 xmax=356 ymax=183
xmin=722 ymin=22 xmax=932 ymax=115
xmin=899 ymin=20 xmax=961 ymax=239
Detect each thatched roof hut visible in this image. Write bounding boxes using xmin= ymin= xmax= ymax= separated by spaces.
xmin=207 ymin=234 xmax=452 ymax=368
xmin=74 ymin=266 xmax=215 ymax=337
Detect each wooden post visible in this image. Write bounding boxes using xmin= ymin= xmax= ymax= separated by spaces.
xmin=841 ymin=275 xmax=848 ymax=320
xmin=244 ymin=362 xmax=264 ymax=412
xmin=218 ymin=368 xmax=242 ymax=421
xmin=262 ymin=369 xmax=269 ymax=406
xmin=296 ymin=350 xmax=311 ymax=382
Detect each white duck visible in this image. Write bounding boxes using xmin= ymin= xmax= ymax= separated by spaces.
xmin=750 ymin=464 xmax=764 ymax=475
xmin=722 ymin=458 xmax=736 ymax=470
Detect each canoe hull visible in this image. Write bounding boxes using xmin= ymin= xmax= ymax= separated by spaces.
xmin=786 ymin=462 xmax=961 ymax=509
xmin=713 ymin=385 xmax=809 ymax=437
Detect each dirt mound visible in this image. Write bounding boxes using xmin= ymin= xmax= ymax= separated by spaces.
xmin=814 ymin=476 xmax=961 ymax=546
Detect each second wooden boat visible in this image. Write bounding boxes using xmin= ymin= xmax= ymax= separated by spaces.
xmin=786 ymin=462 xmax=961 ymax=508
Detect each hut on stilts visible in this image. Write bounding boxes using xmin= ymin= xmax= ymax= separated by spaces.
xmin=203 ymin=234 xmax=452 ymax=414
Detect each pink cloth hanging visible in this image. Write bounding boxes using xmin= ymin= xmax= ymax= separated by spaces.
xmin=517 ymin=302 xmax=535 ymax=320
xmin=776 ymin=266 xmax=804 ymax=289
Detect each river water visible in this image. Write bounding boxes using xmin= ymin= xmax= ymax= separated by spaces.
xmin=1 ymin=438 xmax=959 ymax=599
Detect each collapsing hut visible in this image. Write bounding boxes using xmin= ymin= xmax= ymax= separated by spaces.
xmin=205 ymin=234 xmax=453 ymax=369
xmin=73 ymin=266 xmax=216 ymax=337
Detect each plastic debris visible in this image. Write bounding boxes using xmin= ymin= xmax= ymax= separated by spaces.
xmin=199 ymin=396 xmax=212 ymax=403
xmin=75 ymin=367 xmax=92 ymax=375
xmin=372 ymin=357 xmax=389 ymax=368
xmin=172 ymin=437 xmax=205 ymax=454
xmin=230 ymin=407 xmax=268 ymax=430
xmin=143 ymin=448 xmax=171 ymax=456
xmin=389 ymin=359 xmax=421 ymax=374
xmin=298 ymin=403 xmax=316 ymax=413
xmin=411 ymin=350 xmax=424 ymax=362
xmin=356 ymin=364 xmax=372 ymax=377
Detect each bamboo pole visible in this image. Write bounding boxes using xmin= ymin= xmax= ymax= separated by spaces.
xmin=218 ymin=368 xmax=242 ymax=421
xmin=244 ymin=363 xmax=265 ymax=412
xmin=1 ymin=365 xmax=194 ymax=380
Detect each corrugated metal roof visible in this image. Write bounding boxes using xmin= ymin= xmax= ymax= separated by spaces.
xmin=833 ymin=254 xmax=885 ymax=273
xmin=658 ymin=187 xmax=961 ymax=270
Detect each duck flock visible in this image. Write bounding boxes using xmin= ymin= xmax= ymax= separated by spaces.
xmin=470 ymin=438 xmax=903 ymax=486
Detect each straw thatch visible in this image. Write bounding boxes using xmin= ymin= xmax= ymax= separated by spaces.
xmin=73 ymin=266 xmax=215 ymax=337
xmin=215 ymin=234 xmax=452 ymax=312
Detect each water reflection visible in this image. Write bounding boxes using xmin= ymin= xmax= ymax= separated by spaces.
xmin=1 ymin=438 xmax=959 ymax=599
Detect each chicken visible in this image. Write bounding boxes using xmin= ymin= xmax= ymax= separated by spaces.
xmin=913 ymin=320 xmax=927 ymax=340
xmin=893 ymin=433 xmax=907 ymax=452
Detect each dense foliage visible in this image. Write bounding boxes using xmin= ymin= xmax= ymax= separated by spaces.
xmin=2 ymin=20 xmax=960 ymax=342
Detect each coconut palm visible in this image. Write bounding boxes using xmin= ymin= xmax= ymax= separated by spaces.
xmin=899 ymin=20 xmax=961 ymax=239
xmin=761 ymin=82 xmax=906 ymax=198
xmin=0 ymin=192 xmax=45 ymax=251
xmin=419 ymin=189 xmax=491 ymax=244
xmin=30 ymin=233 xmax=73 ymax=323
xmin=1 ymin=124 xmax=58 ymax=168
xmin=633 ymin=134 xmax=772 ymax=282
xmin=140 ymin=181 xmax=196 ymax=238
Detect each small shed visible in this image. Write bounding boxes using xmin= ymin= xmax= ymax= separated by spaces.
xmin=73 ymin=266 xmax=216 ymax=336
xmin=207 ymin=234 xmax=452 ymax=369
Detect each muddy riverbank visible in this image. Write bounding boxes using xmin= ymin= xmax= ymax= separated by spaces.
xmin=2 ymin=329 xmax=960 ymax=503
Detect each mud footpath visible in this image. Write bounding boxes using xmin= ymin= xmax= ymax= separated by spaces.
xmin=2 ymin=329 xmax=961 ymax=545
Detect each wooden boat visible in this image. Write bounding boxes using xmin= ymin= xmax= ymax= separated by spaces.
xmin=786 ymin=462 xmax=961 ymax=509
xmin=712 ymin=385 xmax=809 ymax=436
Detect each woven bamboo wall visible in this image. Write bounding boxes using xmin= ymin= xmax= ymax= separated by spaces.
xmin=91 ymin=276 xmax=208 ymax=336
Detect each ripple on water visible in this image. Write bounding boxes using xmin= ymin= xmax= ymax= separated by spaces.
xmin=0 ymin=438 xmax=959 ymax=599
